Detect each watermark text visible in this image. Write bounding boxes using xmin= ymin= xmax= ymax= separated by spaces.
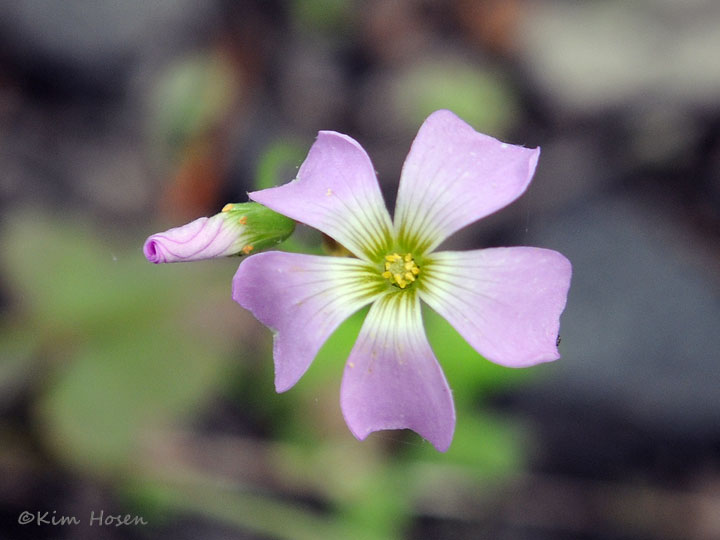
xmin=18 ymin=510 xmax=147 ymax=527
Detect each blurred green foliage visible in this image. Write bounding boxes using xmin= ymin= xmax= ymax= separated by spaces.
xmin=395 ymin=60 xmax=519 ymax=137
xmin=255 ymin=140 xmax=307 ymax=192
xmin=151 ymin=52 xmax=239 ymax=158
xmin=292 ymin=0 xmax=353 ymax=36
xmin=1 ymin=213 xmax=234 ymax=474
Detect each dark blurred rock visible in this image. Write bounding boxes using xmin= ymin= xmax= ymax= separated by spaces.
xmin=0 ymin=0 xmax=217 ymax=99
xmin=521 ymin=190 xmax=720 ymax=438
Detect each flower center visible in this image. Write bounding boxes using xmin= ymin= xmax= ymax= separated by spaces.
xmin=381 ymin=253 xmax=420 ymax=289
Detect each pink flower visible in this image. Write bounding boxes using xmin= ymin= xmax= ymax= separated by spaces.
xmin=232 ymin=110 xmax=571 ymax=451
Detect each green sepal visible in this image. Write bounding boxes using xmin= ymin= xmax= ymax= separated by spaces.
xmin=220 ymin=202 xmax=295 ymax=256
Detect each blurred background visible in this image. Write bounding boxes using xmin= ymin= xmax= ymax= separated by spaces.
xmin=1 ymin=1 xmax=720 ymax=539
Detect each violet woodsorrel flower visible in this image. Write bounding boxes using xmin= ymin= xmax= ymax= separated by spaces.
xmin=232 ymin=110 xmax=571 ymax=451
xmin=144 ymin=202 xmax=295 ymax=263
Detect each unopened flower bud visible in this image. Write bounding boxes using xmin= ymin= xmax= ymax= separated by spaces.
xmin=143 ymin=202 xmax=295 ymax=263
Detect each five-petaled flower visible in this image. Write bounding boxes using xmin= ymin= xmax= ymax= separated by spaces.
xmin=232 ymin=110 xmax=571 ymax=451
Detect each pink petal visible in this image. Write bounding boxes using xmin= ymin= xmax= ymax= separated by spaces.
xmin=394 ymin=109 xmax=540 ymax=254
xmin=340 ymin=290 xmax=455 ymax=452
xmin=420 ymin=247 xmax=572 ymax=367
xmin=249 ymin=132 xmax=393 ymax=261
xmin=232 ymin=252 xmax=385 ymax=392
xmin=143 ymin=214 xmax=242 ymax=263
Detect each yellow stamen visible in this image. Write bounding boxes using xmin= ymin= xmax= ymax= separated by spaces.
xmin=242 ymin=245 xmax=254 ymax=254
xmin=238 ymin=216 xmax=247 ymax=225
xmin=222 ymin=203 xmax=234 ymax=212
xmin=381 ymin=252 xmax=420 ymax=289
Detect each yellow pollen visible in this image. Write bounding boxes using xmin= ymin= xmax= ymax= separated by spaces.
xmin=382 ymin=252 xmax=420 ymax=289
xmin=242 ymin=244 xmax=254 ymax=254
xmin=238 ymin=216 xmax=247 ymax=225
xmin=222 ymin=203 xmax=234 ymax=212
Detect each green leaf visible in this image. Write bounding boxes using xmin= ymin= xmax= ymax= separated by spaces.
xmin=1 ymin=213 xmax=198 ymax=335
xmin=37 ymin=321 xmax=228 ymax=473
xmin=254 ymin=141 xmax=306 ymax=191
xmin=152 ymin=53 xmax=238 ymax=156
xmin=1 ymin=212 xmax=235 ymax=473
xmin=395 ymin=59 xmax=518 ymax=137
